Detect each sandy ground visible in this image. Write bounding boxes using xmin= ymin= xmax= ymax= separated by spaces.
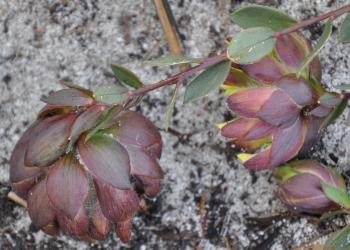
xmin=0 ymin=0 xmax=350 ymax=249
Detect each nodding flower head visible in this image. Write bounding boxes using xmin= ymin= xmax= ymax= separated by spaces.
xmin=10 ymin=83 xmax=163 ymax=242
xmin=220 ymin=31 xmax=346 ymax=170
xmin=221 ymin=74 xmax=344 ymax=170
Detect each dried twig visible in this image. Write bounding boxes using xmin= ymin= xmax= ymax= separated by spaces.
xmin=153 ymin=0 xmax=183 ymax=56
xmin=7 ymin=191 xmax=27 ymax=208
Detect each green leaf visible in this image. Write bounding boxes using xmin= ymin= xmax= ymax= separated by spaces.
xmin=94 ymin=84 xmax=128 ymax=105
xmin=320 ymin=209 xmax=347 ymax=222
xmin=227 ymin=27 xmax=276 ymax=64
xmin=321 ymin=182 xmax=350 ymax=209
xmin=163 ymin=82 xmax=180 ymax=130
xmin=335 ymin=83 xmax=350 ymax=90
xmin=111 ymin=64 xmax=143 ymax=89
xmin=147 ymin=55 xmax=202 ymax=67
xmin=322 ymin=98 xmax=348 ymax=128
xmin=324 ymin=225 xmax=350 ymax=250
xmin=297 ymin=19 xmax=333 ymax=77
xmin=308 ymin=77 xmax=326 ymax=94
xmin=85 ymin=107 xmax=121 ymax=142
xmin=230 ymin=4 xmax=296 ymax=31
xmin=339 ymin=13 xmax=350 ymax=43
xmin=183 ymin=61 xmax=231 ymax=104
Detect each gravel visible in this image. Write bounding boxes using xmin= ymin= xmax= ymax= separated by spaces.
xmin=0 ymin=0 xmax=349 ymax=249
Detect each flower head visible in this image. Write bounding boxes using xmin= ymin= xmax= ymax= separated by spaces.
xmin=10 ymin=83 xmax=163 ymax=242
xmin=221 ymin=32 xmax=346 ymax=170
xmin=274 ymin=160 xmax=346 ymax=214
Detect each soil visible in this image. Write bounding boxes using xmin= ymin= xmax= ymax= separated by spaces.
xmin=0 ymin=0 xmax=349 ymax=249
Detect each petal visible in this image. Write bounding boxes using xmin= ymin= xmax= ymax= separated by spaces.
xmin=68 ymin=104 xmax=106 ymax=148
xmin=244 ymin=119 xmax=275 ymax=140
xmin=56 ymin=208 xmax=89 ymax=237
xmin=257 ymin=89 xmax=300 ymax=126
xmin=289 ymin=160 xmax=346 ymax=190
xmin=274 ymin=75 xmax=318 ymax=106
xmin=27 ymin=177 xmax=56 ymax=229
xmin=46 ymin=154 xmax=89 ymax=219
xmin=12 ymin=178 xmax=38 ymax=199
xmin=10 ymin=124 xmax=43 ymax=183
xmin=78 ymin=134 xmax=131 ymax=190
xmin=270 ymin=117 xmax=307 ymax=167
xmin=276 ymin=32 xmax=308 ymax=68
xmin=41 ymin=222 xmax=59 ymax=236
xmin=240 ymin=56 xmax=283 ymax=83
xmin=37 ymin=105 xmax=72 ymax=119
xmin=224 ymin=67 xmax=256 ymax=87
xmin=227 ymin=87 xmax=276 ymax=118
xmin=25 ymin=114 xmax=76 ymax=167
xmin=90 ymin=202 xmax=112 ymax=240
xmin=135 ymin=175 xmax=162 ymax=197
xmin=126 ymin=146 xmax=164 ymax=179
xmin=243 ymin=148 xmax=272 ymax=170
xmin=59 ymin=81 xmax=93 ymax=96
xmin=233 ymin=136 xmax=271 ymax=152
xmin=115 ymin=220 xmax=132 ymax=243
xmin=94 ymin=179 xmax=139 ymax=223
xmin=310 ymin=106 xmax=332 ymax=118
xmin=221 ymin=118 xmax=256 ymax=139
xmin=299 ymin=116 xmax=322 ymax=155
xmin=41 ymin=89 xmax=94 ymax=107
xmin=114 ymin=111 xmax=162 ymax=159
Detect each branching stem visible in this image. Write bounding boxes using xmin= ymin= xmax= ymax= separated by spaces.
xmin=128 ymin=53 xmax=227 ymax=97
xmin=275 ymin=4 xmax=350 ymax=37
xmin=128 ymin=4 xmax=350 ymax=98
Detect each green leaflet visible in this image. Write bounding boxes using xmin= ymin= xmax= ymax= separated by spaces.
xmin=111 ymin=64 xmax=143 ymax=89
xmin=297 ymin=19 xmax=333 ymax=77
xmin=147 ymin=55 xmax=202 ymax=67
xmin=339 ymin=13 xmax=350 ymax=43
xmin=93 ymin=84 xmax=129 ymax=105
xmin=183 ymin=61 xmax=231 ymax=104
xmin=230 ymin=4 xmax=296 ymax=31
xmin=324 ymin=225 xmax=350 ymax=250
xmin=321 ymin=182 xmax=350 ymax=209
xmin=163 ymin=82 xmax=180 ymax=130
xmin=227 ymin=27 xmax=276 ymax=65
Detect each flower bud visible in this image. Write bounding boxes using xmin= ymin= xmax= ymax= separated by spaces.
xmin=10 ymin=84 xmax=164 ymax=242
xmin=274 ymin=160 xmax=346 ymax=214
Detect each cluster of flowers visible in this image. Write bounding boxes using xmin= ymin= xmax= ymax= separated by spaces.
xmin=220 ymin=32 xmax=347 ymax=214
xmin=8 ymin=25 xmax=348 ymax=243
xmin=10 ymin=84 xmax=163 ymax=241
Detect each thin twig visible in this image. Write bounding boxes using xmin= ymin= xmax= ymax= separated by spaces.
xmin=8 ymin=191 xmax=27 ymax=208
xmin=275 ymin=4 xmax=350 ymax=37
xmin=128 ymin=52 xmax=227 ymax=97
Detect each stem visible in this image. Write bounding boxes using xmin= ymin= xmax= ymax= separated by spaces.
xmin=128 ymin=53 xmax=227 ymax=97
xmin=275 ymin=4 xmax=350 ymax=37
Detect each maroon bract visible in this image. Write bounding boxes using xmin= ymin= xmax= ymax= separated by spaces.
xmin=10 ymin=85 xmax=163 ymax=242
xmin=274 ymin=160 xmax=346 ymax=214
